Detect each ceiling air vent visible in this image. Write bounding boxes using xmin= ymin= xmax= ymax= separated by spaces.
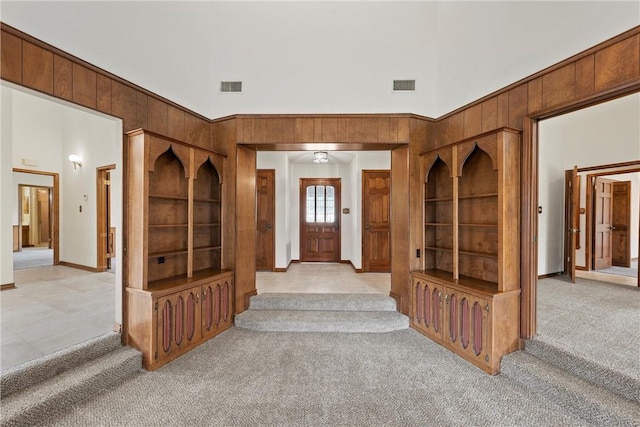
xmin=220 ymin=81 xmax=242 ymax=93
xmin=393 ymin=80 xmax=415 ymax=91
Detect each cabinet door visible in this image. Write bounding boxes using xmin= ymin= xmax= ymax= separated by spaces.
xmin=411 ymin=277 xmax=444 ymax=342
xmin=201 ymin=277 xmax=232 ymax=339
xmin=443 ymin=289 xmax=491 ymax=368
xmin=155 ymin=286 xmax=201 ymax=364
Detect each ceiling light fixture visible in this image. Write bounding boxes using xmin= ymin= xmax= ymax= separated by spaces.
xmin=314 ymin=152 xmax=329 ymax=164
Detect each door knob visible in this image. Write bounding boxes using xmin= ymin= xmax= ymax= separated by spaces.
xmin=610 ymin=225 xmax=616 ymax=230
xmin=365 ymin=224 xmax=370 ymax=230
xmin=266 ymin=223 xmax=272 ymax=230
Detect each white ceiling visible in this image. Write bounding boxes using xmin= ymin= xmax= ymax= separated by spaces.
xmin=1 ymin=1 xmax=638 ymax=119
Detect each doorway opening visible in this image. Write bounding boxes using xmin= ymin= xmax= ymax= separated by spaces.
xmin=565 ymin=162 xmax=639 ymax=286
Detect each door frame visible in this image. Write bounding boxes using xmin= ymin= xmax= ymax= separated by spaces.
xmin=97 ymin=164 xmax=116 ymax=272
xmin=299 ymin=177 xmax=341 ymax=262
xmin=13 ymin=168 xmax=60 ymax=265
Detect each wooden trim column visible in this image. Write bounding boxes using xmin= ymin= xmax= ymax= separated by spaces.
xmin=235 ymin=146 xmax=257 ymax=313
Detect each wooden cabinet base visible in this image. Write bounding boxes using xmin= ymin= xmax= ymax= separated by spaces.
xmin=126 ymin=270 xmax=233 ymax=370
xmin=411 ymin=271 xmax=522 ymax=375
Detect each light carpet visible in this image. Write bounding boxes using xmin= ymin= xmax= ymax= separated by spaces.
xmin=596 ymin=259 xmax=638 ymax=278
xmin=12 ymin=248 xmax=53 ymax=270
xmin=42 ymin=328 xmax=588 ymax=427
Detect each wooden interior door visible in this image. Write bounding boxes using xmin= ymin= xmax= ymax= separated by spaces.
xmin=567 ymin=167 xmax=580 ymax=283
xmin=593 ymin=177 xmax=614 ymax=270
xmin=611 ymin=180 xmax=631 ymax=267
xmin=97 ymin=166 xmax=114 ymax=272
xmin=37 ymin=188 xmax=51 ymax=246
xmin=256 ymin=169 xmax=275 ymax=271
xmin=300 ymin=178 xmax=341 ymax=262
xmin=363 ymin=170 xmax=391 ymax=272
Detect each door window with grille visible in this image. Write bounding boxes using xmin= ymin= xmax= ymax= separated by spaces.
xmin=306 ymin=185 xmax=336 ymax=223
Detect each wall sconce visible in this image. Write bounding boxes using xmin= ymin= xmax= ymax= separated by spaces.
xmin=313 ymin=151 xmax=329 ymax=164
xmin=68 ymin=154 xmax=83 ymax=170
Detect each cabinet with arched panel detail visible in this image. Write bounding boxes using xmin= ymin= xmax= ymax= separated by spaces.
xmin=125 ymin=129 xmax=233 ymax=370
xmin=412 ymin=128 xmax=521 ymax=374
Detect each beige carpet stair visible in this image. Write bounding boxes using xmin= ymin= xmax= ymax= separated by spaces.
xmin=0 ymin=333 xmax=142 ymax=427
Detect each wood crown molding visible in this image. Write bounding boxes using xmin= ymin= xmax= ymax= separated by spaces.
xmin=126 ymin=128 xmax=227 ymax=157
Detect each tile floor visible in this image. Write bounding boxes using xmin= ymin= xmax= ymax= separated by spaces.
xmin=256 ymin=262 xmax=390 ymax=294
xmin=1 ymin=266 xmax=115 ymax=371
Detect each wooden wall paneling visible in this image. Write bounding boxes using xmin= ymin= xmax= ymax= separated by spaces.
xmin=111 ymin=80 xmax=137 ymax=132
xmin=448 ymin=112 xmax=464 ymax=144
xmin=321 ymin=117 xmax=338 ymax=142
xmin=266 ymin=118 xmax=284 ymax=143
xmin=527 ymin=78 xmax=543 ymax=113
xmin=435 ymin=118 xmax=448 ymax=148
xmin=167 ymin=105 xmax=185 ymax=142
xmin=391 ymin=145 xmax=410 ymax=315
xmin=594 ymin=35 xmax=640 ymax=91
xmin=337 ymin=117 xmax=347 ymax=142
xmin=497 ymin=92 xmax=509 ymax=129
xmin=53 ymin=55 xmax=72 ymax=101
xmin=297 ymin=118 xmax=314 ymax=142
xmin=136 ymin=91 xmax=148 ymax=130
xmin=508 ymin=85 xmax=528 ymax=130
xmin=96 ymin=74 xmax=112 ymax=115
xmin=362 ymin=117 xmax=378 ymax=142
xmin=575 ymin=54 xmax=595 ymax=98
xmin=22 ymin=41 xmax=53 ymax=94
xmin=147 ymin=96 xmax=168 ymax=136
xmin=397 ymin=117 xmax=411 ymax=143
xmin=481 ymin=97 xmax=498 ymax=133
xmin=377 ymin=117 xmax=391 ymax=143
xmin=313 ymin=118 xmax=323 ymax=141
xmin=72 ymin=64 xmax=97 ymax=109
xmin=1 ymin=30 xmax=22 ymax=83
xmin=185 ymin=114 xmax=209 ymax=149
xmin=542 ymin=63 xmax=575 ymax=109
xmin=235 ymin=146 xmax=256 ymax=313
xmin=345 ymin=117 xmax=363 ymax=142
xmin=463 ymin=104 xmax=482 ymax=138
xmin=281 ymin=118 xmax=296 ymax=143
xmin=389 ymin=118 xmax=399 ymax=144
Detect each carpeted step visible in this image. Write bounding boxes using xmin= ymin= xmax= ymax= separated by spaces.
xmin=1 ymin=332 xmax=123 ymax=398
xmin=235 ymin=309 xmax=409 ymax=333
xmin=501 ymin=351 xmax=640 ymax=426
xmin=0 ymin=346 xmax=142 ymax=427
xmin=250 ymin=293 xmax=397 ymax=312
xmin=525 ymin=337 xmax=640 ymax=404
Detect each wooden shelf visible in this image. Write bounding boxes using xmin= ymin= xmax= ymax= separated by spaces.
xmin=425 ymin=197 xmax=453 ymax=202
xmin=425 ymin=222 xmax=453 ymax=226
xmin=193 ymin=198 xmax=221 ymax=203
xmin=194 ymin=223 xmax=221 ymax=227
xmin=458 ymin=223 xmax=498 ymax=228
xmin=458 ymin=193 xmax=498 ymax=199
xmin=148 ymin=249 xmax=189 ymax=258
xmin=194 ymin=245 xmax=222 ymax=252
xmin=458 ymin=249 xmax=498 ymax=259
xmin=145 ymin=268 xmax=233 ymax=293
xmin=425 ymin=246 xmax=453 ymax=253
xmin=149 ymin=194 xmax=189 ymax=201
xmin=149 ymin=224 xmax=188 ymax=228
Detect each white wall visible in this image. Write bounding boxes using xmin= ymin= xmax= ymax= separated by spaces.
xmin=538 ymin=93 xmax=640 ymax=275
xmin=257 ymin=151 xmax=390 ymax=270
xmin=2 ymin=84 xmax=124 ymax=323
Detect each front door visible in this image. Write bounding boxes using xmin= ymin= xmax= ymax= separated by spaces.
xmin=300 ymin=178 xmax=341 ymax=262
xmin=256 ymin=169 xmax=275 ymax=271
xmin=593 ymin=177 xmax=614 ymax=270
xmin=611 ymin=180 xmax=631 ymax=267
xmin=362 ymin=170 xmax=391 ymax=272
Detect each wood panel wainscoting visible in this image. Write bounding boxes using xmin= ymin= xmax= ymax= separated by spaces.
xmin=124 ymin=129 xmax=233 ymax=370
